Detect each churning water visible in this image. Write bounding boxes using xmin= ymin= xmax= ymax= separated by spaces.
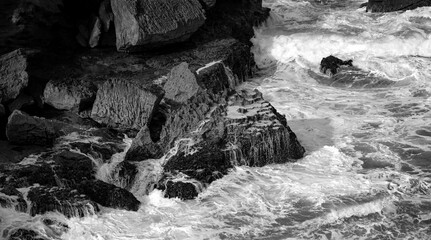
xmin=3 ymin=0 xmax=431 ymax=239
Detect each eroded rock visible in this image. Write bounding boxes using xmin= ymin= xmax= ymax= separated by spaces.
xmin=111 ymin=0 xmax=206 ymax=51
xmin=320 ymin=55 xmax=353 ymax=76
xmin=0 ymin=49 xmax=29 ymax=103
xmin=125 ymin=126 xmax=163 ymax=162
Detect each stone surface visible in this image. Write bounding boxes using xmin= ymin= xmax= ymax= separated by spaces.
xmin=7 ymin=228 xmax=45 ymax=240
xmin=111 ymin=0 xmax=206 ymax=51
xmin=69 ymin=141 xmax=125 ymax=162
xmin=163 ymin=62 xmax=201 ymax=103
xmin=125 ymin=126 xmax=163 ymax=162
xmin=51 ymin=150 xmax=96 ymax=187
xmin=27 ymin=186 xmax=99 ymax=217
xmin=320 ymin=55 xmax=353 ymax=76
xmin=0 ymin=49 xmax=29 ymax=103
xmin=0 ymin=162 xmax=57 ymax=189
xmin=366 ymin=0 xmax=431 ymax=12
xmin=91 ymin=79 xmax=163 ymax=130
xmin=99 ymin=0 xmax=114 ymax=32
xmin=78 ymin=179 xmax=140 ymax=211
xmin=43 ymin=77 xmax=98 ymax=111
xmin=0 ymin=186 xmax=27 ymax=212
xmin=89 ymin=17 xmax=102 ymax=48
xmin=162 ymin=180 xmax=199 ymax=200
xmin=6 ymin=110 xmax=79 ymax=145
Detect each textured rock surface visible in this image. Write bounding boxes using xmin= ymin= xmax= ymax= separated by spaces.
xmin=7 ymin=228 xmax=45 ymax=240
xmin=27 ymin=186 xmax=99 ymax=217
xmin=125 ymin=126 xmax=163 ymax=161
xmin=6 ymin=110 xmax=79 ymax=145
xmin=43 ymin=77 xmax=97 ymax=111
xmin=366 ymin=0 xmax=431 ymax=12
xmin=91 ymin=79 xmax=163 ymax=130
xmin=320 ymin=55 xmax=353 ymax=76
xmin=163 ymin=62 xmax=201 ymax=103
xmin=0 ymin=49 xmax=29 ymax=103
xmin=51 ymin=150 xmax=96 ymax=187
xmin=78 ymin=179 xmax=140 ymax=211
xmin=111 ymin=0 xmax=206 ymax=51
xmin=0 ymin=186 xmax=27 ymax=212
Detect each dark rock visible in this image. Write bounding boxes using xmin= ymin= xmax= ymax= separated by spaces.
xmin=43 ymin=77 xmax=98 ymax=111
xmin=0 ymin=103 xmax=4 ymax=117
xmin=196 ymin=61 xmax=231 ymax=96
xmin=162 ymin=181 xmax=199 ymax=200
xmin=27 ymin=186 xmax=99 ymax=217
xmin=99 ymin=0 xmax=113 ymax=32
xmin=42 ymin=218 xmax=70 ymax=237
xmin=125 ymin=126 xmax=163 ymax=162
xmin=51 ymin=150 xmax=96 ymax=187
xmin=7 ymin=228 xmax=45 ymax=240
xmin=78 ymin=179 xmax=140 ymax=211
xmin=320 ymin=55 xmax=353 ymax=76
xmin=90 ymin=79 xmax=164 ymax=130
xmin=199 ymin=0 xmax=217 ymax=9
xmin=6 ymin=110 xmax=79 ymax=145
xmin=108 ymin=161 xmax=138 ymax=189
xmin=0 ymin=49 xmax=29 ymax=103
xmin=0 ymin=186 xmax=27 ymax=212
xmin=1 ymin=163 xmax=57 ymax=188
xmin=7 ymin=92 xmax=34 ymax=112
xmin=111 ymin=0 xmax=206 ymax=51
xmin=366 ymin=0 xmax=431 ymax=12
xmin=69 ymin=141 xmax=125 ymax=162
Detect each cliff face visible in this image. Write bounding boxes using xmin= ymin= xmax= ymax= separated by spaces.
xmin=0 ymin=0 xmax=305 ymax=228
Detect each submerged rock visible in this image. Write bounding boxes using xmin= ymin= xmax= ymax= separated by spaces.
xmin=90 ymin=79 xmax=163 ymax=130
xmin=78 ymin=179 xmax=140 ymax=211
xmin=111 ymin=0 xmax=206 ymax=51
xmin=27 ymin=186 xmax=99 ymax=217
xmin=0 ymin=49 xmax=29 ymax=103
xmin=6 ymin=110 xmax=79 ymax=145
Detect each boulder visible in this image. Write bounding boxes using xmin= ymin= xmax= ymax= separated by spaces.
xmin=0 ymin=163 xmax=57 ymax=188
xmin=7 ymin=228 xmax=45 ymax=240
xmin=163 ymin=62 xmax=201 ymax=103
xmin=51 ymin=150 xmax=96 ymax=187
xmin=6 ymin=110 xmax=79 ymax=145
xmin=111 ymin=0 xmax=206 ymax=51
xmin=91 ymin=79 xmax=163 ymax=130
xmin=161 ymin=180 xmax=200 ymax=200
xmin=320 ymin=55 xmax=353 ymax=76
xmin=366 ymin=0 xmax=431 ymax=12
xmin=69 ymin=141 xmax=125 ymax=162
xmin=125 ymin=126 xmax=163 ymax=162
xmin=0 ymin=49 xmax=29 ymax=103
xmin=78 ymin=179 xmax=140 ymax=211
xmin=43 ymin=77 xmax=98 ymax=111
xmin=27 ymin=186 xmax=99 ymax=217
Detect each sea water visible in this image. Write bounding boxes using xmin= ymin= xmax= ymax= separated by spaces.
xmin=2 ymin=0 xmax=431 ymax=239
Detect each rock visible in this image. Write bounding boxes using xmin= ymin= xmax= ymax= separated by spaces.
xmin=69 ymin=141 xmax=125 ymax=162
xmin=125 ymin=126 xmax=163 ymax=162
xmin=43 ymin=77 xmax=98 ymax=111
xmin=27 ymin=186 xmax=99 ymax=217
xmin=161 ymin=181 xmax=200 ymax=200
xmin=200 ymin=0 xmax=217 ymax=9
xmin=366 ymin=0 xmax=431 ymax=12
xmin=163 ymin=62 xmax=201 ymax=103
xmin=0 ymin=49 xmax=29 ymax=103
xmin=51 ymin=150 xmax=96 ymax=187
xmin=7 ymin=228 xmax=45 ymax=240
xmin=109 ymin=161 xmax=138 ymax=189
xmin=99 ymin=0 xmax=113 ymax=32
xmin=196 ymin=61 xmax=231 ymax=96
xmin=7 ymin=92 xmax=34 ymax=112
xmin=6 ymin=110 xmax=79 ymax=145
xmin=88 ymin=17 xmax=102 ymax=48
xmin=91 ymin=79 xmax=163 ymax=130
xmin=0 ymin=104 xmax=5 ymax=117
xmin=111 ymin=0 xmax=206 ymax=51
xmin=42 ymin=218 xmax=70 ymax=237
xmin=0 ymin=163 xmax=57 ymax=188
xmin=78 ymin=180 xmax=140 ymax=211
xmin=320 ymin=55 xmax=353 ymax=76
xmin=0 ymin=186 xmax=27 ymax=212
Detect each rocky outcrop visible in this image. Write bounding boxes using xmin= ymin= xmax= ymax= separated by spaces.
xmin=78 ymin=179 xmax=140 ymax=211
xmin=90 ymin=79 xmax=163 ymax=130
xmin=366 ymin=0 xmax=431 ymax=12
xmin=111 ymin=0 xmax=206 ymax=52
xmin=6 ymin=110 xmax=79 ymax=145
xmin=320 ymin=55 xmax=353 ymax=76
xmin=125 ymin=126 xmax=163 ymax=161
xmin=163 ymin=62 xmax=201 ymax=103
xmin=43 ymin=77 xmax=97 ymax=111
xmin=0 ymin=49 xmax=29 ymax=103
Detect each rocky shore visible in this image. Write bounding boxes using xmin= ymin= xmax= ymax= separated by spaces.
xmin=0 ymin=0 xmax=305 ymax=239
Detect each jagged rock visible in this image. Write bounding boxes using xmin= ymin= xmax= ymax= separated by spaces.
xmin=88 ymin=16 xmax=102 ymax=48
xmin=0 ymin=186 xmax=27 ymax=212
xmin=320 ymin=55 xmax=353 ymax=76
xmin=225 ymin=90 xmax=305 ymax=166
xmin=43 ymin=77 xmax=98 ymax=111
xmin=161 ymin=181 xmax=199 ymax=200
xmin=196 ymin=61 xmax=231 ymax=96
xmin=27 ymin=186 xmax=99 ymax=217
xmin=6 ymin=110 xmax=79 ymax=145
xmin=0 ymin=163 xmax=57 ymax=188
xmin=69 ymin=141 xmax=125 ymax=162
xmin=7 ymin=92 xmax=34 ymax=112
xmin=0 ymin=49 xmax=29 ymax=103
xmin=125 ymin=126 xmax=163 ymax=162
xmin=51 ymin=150 xmax=96 ymax=187
xmin=109 ymin=161 xmax=138 ymax=189
xmin=164 ymin=62 xmax=201 ymax=103
xmin=366 ymin=0 xmax=431 ymax=12
xmin=111 ymin=0 xmax=206 ymax=51
xmin=7 ymin=228 xmax=45 ymax=240
xmin=78 ymin=179 xmax=140 ymax=211
xmin=91 ymin=79 xmax=163 ymax=130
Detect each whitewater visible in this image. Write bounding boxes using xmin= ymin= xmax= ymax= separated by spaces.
xmin=2 ymin=0 xmax=431 ymax=239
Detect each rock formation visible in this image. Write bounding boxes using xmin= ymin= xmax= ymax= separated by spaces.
xmin=0 ymin=49 xmax=29 ymax=103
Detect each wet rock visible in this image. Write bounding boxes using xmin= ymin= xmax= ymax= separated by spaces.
xmin=196 ymin=61 xmax=231 ymax=96
xmin=51 ymin=150 xmax=96 ymax=187
xmin=200 ymin=0 xmax=217 ymax=9
xmin=0 ymin=186 xmax=27 ymax=212
xmin=0 ymin=163 xmax=57 ymax=188
xmin=320 ymin=55 xmax=353 ymax=76
xmin=6 ymin=110 xmax=79 ymax=145
xmin=42 ymin=218 xmax=70 ymax=237
xmin=0 ymin=49 xmax=29 ymax=103
xmin=125 ymin=126 xmax=163 ymax=162
xmin=27 ymin=186 xmax=99 ymax=217
xmin=7 ymin=228 xmax=45 ymax=240
xmin=43 ymin=77 xmax=98 ymax=111
xmin=78 ymin=179 xmax=140 ymax=211
xmin=225 ymin=90 xmax=305 ymax=166
xmin=163 ymin=62 xmax=201 ymax=103
xmin=366 ymin=0 xmax=431 ymax=12
xmin=91 ymin=79 xmax=163 ymax=130
xmin=161 ymin=180 xmax=199 ymax=200
xmin=7 ymin=92 xmax=34 ymax=112
xmin=111 ymin=0 xmax=206 ymax=51
xmin=69 ymin=141 xmax=124 ymax=162
xmin=109 ymin=161 xmax=138 ymax=189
